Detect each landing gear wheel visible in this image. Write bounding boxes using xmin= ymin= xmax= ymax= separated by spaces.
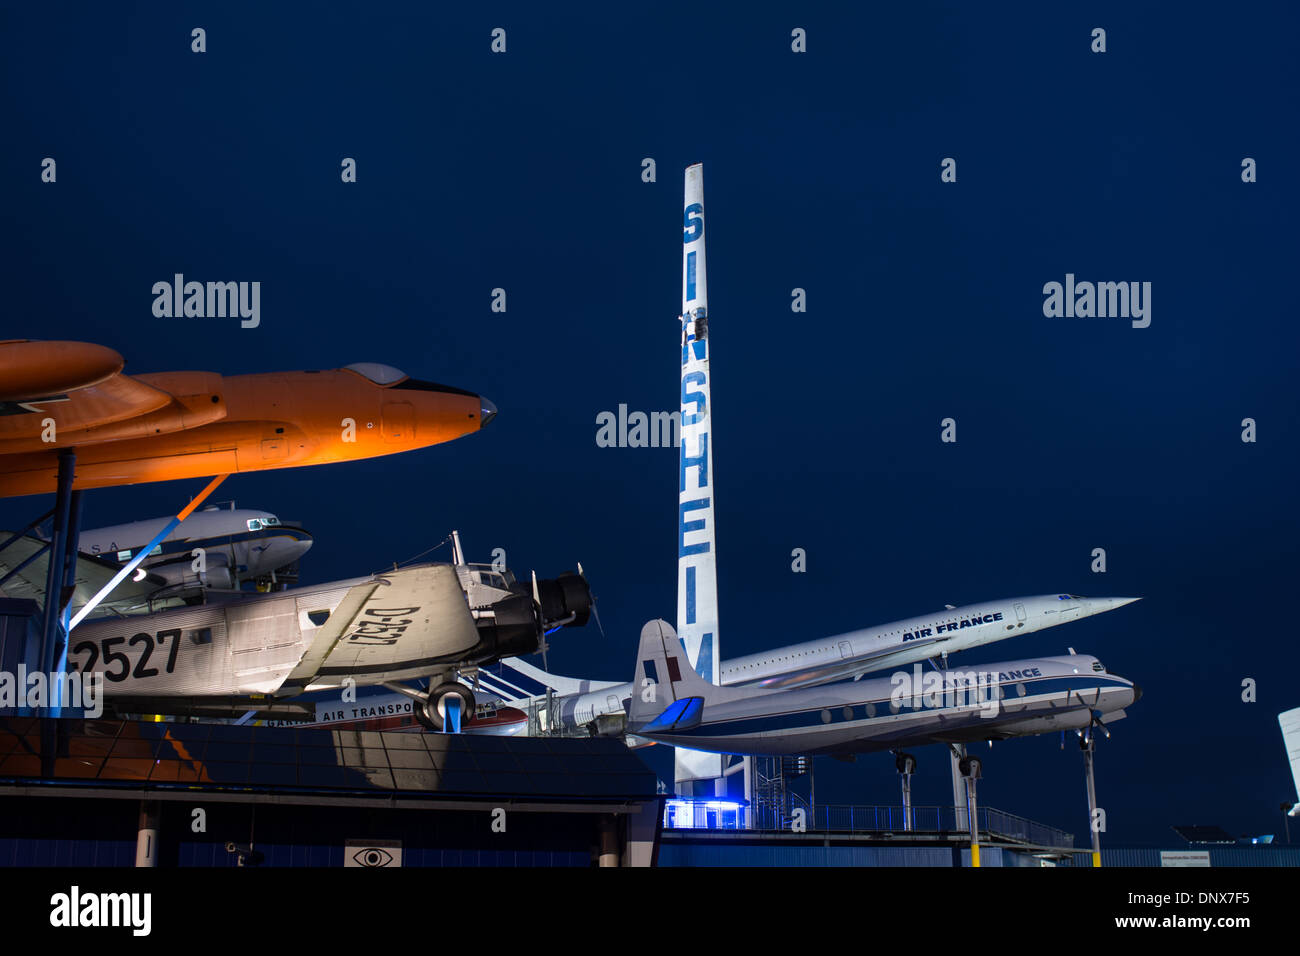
xmin=413 ymin=704 xmax=439 ymax=731
xmin=422 ymin=682 xmax=476 ymax=732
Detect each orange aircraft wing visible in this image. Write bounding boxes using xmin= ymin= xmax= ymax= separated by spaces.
xmin=0 ymin=341 xmax=227 ymax=453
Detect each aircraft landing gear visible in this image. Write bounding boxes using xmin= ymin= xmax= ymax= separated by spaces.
xmin=384 ymin=678 xmax=477 ymax=733
xmin=893 ymin=751 xmax=916 ymax=831
xmin=419 ymin=682 xmax=476 ymax=733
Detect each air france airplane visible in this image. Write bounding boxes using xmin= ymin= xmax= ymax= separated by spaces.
xmin=626 ymin=620 xmax=1140 ymax=757
xmin=483 ymin=592 xmax=1138 ymax=736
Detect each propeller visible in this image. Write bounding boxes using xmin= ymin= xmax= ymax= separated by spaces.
xmin=531 ymin=569 xmax=551 ymax=670
xmin=577 ymin=561 xmax=605 ymax=638
xmin=1070 ymin=688 xmax=1110 ymax=749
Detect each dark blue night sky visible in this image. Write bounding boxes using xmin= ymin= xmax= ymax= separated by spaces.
xmin=3 ymin=3 xmax=1298 ymax=845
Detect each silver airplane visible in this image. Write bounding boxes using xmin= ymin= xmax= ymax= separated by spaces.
xmin=483 ymin=592 xmax=1139 ymax=736
xmin=0 ymin=504 xmax=313 ymax=619
xmin=79 ymin=503 xmax=312 ymax=593
xmin=64 ymin=532 xmax=592 ymax=730
xmin=626 ymin=620 xmax=1140 ymax=756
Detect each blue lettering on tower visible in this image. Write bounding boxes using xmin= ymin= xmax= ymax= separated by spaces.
xmin=683 ymin=203 xmax=703 ymax=243
xmin=679 ymin=498 xmax=710 ymax=557
xmin=680 ymin=432 xmax=709 ymax=492
xmin=682 ymin=372 xmax=706 ymax=424
xmin=686 ymin=565 xmax=697 ymax=625
xmin=694 ymin=632 xmax=714 ymax=681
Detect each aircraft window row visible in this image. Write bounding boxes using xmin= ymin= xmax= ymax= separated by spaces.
xmin=114 ymin=544 xmax=162 ymax=562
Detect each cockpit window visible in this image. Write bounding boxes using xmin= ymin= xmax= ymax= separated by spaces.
xmin=467 ymin=564 xmax=516 ymax=588
xmin=247 ymin=516 xmax=281 ymax=531
xmin=391 ymin=377 xmax=477 ymax=397
xmin=343 ymin=363 xmax=409 ymax=385
xmin=1092 ymin=661 xmax=1105 ymax=672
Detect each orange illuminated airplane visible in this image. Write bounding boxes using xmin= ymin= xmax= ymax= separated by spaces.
xmin=0 ymin=340 xmax=496 ymax=498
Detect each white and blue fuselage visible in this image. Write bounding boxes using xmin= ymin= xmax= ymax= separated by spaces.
xmin=496 ymin=592 xmax=1138 ymax=734
xmin=627 ymin=620 xmax=1140 ymax=757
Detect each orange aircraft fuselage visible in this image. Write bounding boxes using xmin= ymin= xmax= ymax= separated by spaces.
xmin=0 ymin=343 xmax=491 ymax=498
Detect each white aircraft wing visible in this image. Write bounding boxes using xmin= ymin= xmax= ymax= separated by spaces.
xmin=0 ymin=532 xmax=168 ymax=614
xmin=291 ymin=564 xmax=480 ymax=690
xmin=488 ymin=656 xmax=624 ymax=698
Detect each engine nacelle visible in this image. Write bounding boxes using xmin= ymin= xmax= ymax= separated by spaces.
xmin=512 ymin=571 xmax=593 ymax=629
xmin=470 ymin=592 xmax=543 ymax=660
xmin=148 ymin=552 xmax=237 ymax=591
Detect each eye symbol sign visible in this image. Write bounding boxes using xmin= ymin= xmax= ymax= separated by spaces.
xmin=351 ymin=847 xmax=394 ymax=867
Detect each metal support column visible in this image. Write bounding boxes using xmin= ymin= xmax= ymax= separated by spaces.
xmin=949 ymin=743 xmax=968 ymax=831
xmin=37 ymin=453 xmax=76 ymax=776
xmin=896 ymin=751 xmax=916 ymax=831
xmin=961 ymin=755 xmax=982 ymax=867
xmin=38 ymin=451 xmax=77 ymax=680
xmin=135 ymin=801 xmax=160 ymax=867
xmin=1083 ymin=736 xmax=1102 ymax=867
xmin=598 ymin=814 xmax=620 ymax=867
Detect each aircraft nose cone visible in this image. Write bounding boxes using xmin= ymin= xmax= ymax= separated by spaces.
xmin=1089 ymin=596 xmax=1142 ymax=614
xmin=1132 ymin=683 xmax=1143 ymax=704
xmin=479 ymin=397 xmax=498 ymax=427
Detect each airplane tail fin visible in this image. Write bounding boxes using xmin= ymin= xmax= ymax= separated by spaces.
xmin=629 ymin=619 xmax=760 ymax=734
xmin=629 ymin=620 xmax=708 ymax=733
